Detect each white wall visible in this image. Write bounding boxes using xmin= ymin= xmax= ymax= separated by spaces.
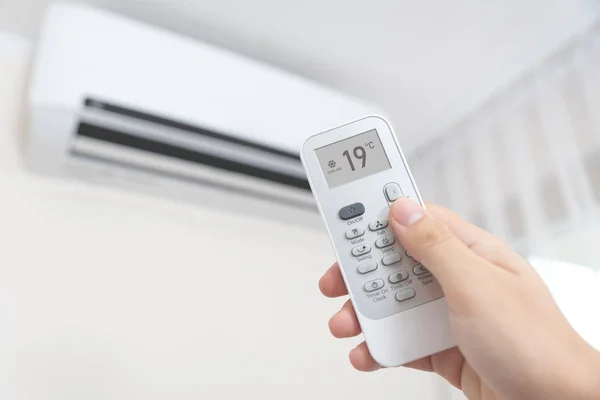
xmin=536 ymin=225 xmax=600 ymax=270
xmin=0 ymin=33 xmax=448 ymax=400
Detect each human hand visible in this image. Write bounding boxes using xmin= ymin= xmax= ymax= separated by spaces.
xmin=319 ymin=199 xmax=600 ymax=400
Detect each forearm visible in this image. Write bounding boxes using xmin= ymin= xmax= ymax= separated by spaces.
xmin=548 ymin=342 xmax=600 ymax=400
xmin=571 ymin=346 xmax=600 ymax=400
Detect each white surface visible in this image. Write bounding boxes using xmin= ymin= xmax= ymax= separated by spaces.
xmin=302 ymin=116 xmax=452 ymax=367
xmin=29 ymin=3 xmax=379 ymax=154
xmin=0 ymin=33 xmax=448 ymax=400
xmin=536 ymin=224 xmax=600 ymax=271
xmin=1 ymin=0 xmax=600 ymax=153
xmin=529 ymin=257 xmax=600 ymax=351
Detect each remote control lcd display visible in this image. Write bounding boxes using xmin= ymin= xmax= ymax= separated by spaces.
xmin=315 ymin=129 xmax=391 ymax=189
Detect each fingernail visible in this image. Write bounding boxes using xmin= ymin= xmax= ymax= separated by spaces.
xmin=392 ymin=199 xmax=424 ymax=227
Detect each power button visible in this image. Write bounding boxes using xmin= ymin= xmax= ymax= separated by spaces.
xmin=339 ymin=203 xmax=365 ymax=220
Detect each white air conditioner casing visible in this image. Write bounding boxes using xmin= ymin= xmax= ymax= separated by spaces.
xmin=27 ymin=2 xmax=382 ymax=225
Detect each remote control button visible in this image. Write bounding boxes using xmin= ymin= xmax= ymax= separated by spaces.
xmin=406 ymin=251 xmax=415 ymax=259
xmin=389 ymin=270 xmax=409 ymax=284
xmin=369 ymin=219 xmax=389 ymax=231
xmin=358 ymin=261 xmax=378 ymax=274
xmin=413 ymin=264 xmax=430 ymax=275
xmin=382 ymin=253 xmax=402 ymax=266
xmin=385 ymin=183 xmax=403 ymax=202
xmin=339 ymin=203 xmax=365 ymax=221
xmin=395 ymin=288 xmax=416 ymax=302
xmin=364 ymin=279 xmax=385 ymax=292
xmin=375 ymin=235 xmax=395 ymax=249
xmin=345 ymin=227 xmax=365 ymax=240
xmin=352 ymin=244 xmax=372 ymax=257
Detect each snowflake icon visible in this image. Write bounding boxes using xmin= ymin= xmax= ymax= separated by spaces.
xmin=328 ymin=160 xmax=336 ymax=169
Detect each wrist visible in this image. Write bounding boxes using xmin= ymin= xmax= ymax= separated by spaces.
xmin=551 ymin=342 xmax=600 ymax=400
xmin=578 ymin=347 xmax=600 ymax=400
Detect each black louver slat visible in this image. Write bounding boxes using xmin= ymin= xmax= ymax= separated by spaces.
xmin=77 ymin=122 xmax=311 ymax=191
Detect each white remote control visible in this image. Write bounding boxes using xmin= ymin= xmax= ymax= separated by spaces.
xmin=301 ymin=116 xmax=454 ymax=367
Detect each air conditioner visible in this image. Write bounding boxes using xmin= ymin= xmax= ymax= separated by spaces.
xmin=26 ymin=2 xmax=382 ymax=225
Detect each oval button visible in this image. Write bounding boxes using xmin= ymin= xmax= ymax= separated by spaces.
xmin=395 ymin=288 xmax=416 ymax=302
xmin=382 ymin=253 xmax=402 ymax=266
xmin=385 ymin=183 xmax=403 ymax=202
xmin=375 ymin=235 xmax=395 ymax=249
xmin=352 ymin=244 xmax=372 ymax=257
xmin=364 ymin=279 xmax=385 ymax=293
xmin=389 ymin=270 xmax=409 ymax=284
xmin=413 ymin=264 xmax=430 ymax=275
xmin=345 ymin=227 xmax=365 ymax=240
xmin=339 ymin=203 xmax=366 ymax=221
xmin=358 ymin=262 xmax=378 ymax=275
xmin=369 ymin=219 xmax=389 ymax=231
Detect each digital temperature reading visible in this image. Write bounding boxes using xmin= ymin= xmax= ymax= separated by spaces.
xmin=342 ymin=143 xmax=370 ymax=171
xmin=315 ymin=129 xmax=391 ymax=189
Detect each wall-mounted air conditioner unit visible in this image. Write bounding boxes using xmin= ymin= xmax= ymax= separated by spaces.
xmin=26 ymin=2 xmax=382 ymax=225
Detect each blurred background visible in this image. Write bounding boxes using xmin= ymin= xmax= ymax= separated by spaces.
xmin=1 ymin=1 xmax=600 ymax=399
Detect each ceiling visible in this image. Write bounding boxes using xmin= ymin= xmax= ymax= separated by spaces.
xmin=1 ymin=0 xmax=599 ymax=153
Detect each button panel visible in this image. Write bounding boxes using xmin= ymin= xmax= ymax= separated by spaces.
xmin=352 ymin=244 xmax=372 ymax=257
xmin=333 ymin=187 xmax=444 ymax=320
xmin=339 ymin=203 xmax=366 ymax=220
xmin=345 ymin=227 xmax=365 ymax=240
xmin=358 ymin=261 xmax=378 ymax=274
xmin=364 ymin=279 xmax=385 ymax=292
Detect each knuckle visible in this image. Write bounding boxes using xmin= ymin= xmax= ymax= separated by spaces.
xmin=411 ymin=219 xmax=454 ymax=252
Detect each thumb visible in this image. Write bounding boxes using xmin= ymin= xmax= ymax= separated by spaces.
xmin=390 ymin=199 xmax=482 ymax=288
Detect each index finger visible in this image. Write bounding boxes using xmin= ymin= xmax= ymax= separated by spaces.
xmin=319 ymin=263 xmax=348 ymax=298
